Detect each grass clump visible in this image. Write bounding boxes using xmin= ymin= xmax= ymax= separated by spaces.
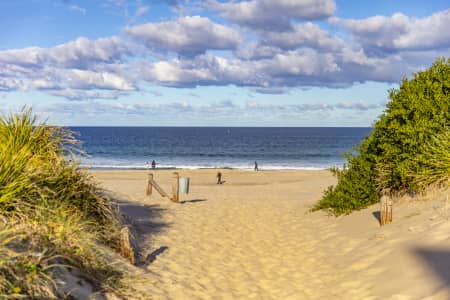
xmin=0 ymin=108 xmax=132 ymax=298
xmin=313 ymin=57 xmax=450 ymax=215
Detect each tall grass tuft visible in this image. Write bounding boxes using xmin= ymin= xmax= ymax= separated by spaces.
xmin=0 ymin=108 xmax=136 ymax=298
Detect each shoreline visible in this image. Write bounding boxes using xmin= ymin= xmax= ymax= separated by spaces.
xmin=81 ymin=166 xmax=332 ymax=171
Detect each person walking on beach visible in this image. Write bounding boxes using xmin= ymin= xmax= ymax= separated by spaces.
xmin=254 ymin=161 xmax=259 ymax=171
xmin=152 ymin=160 xmax=156 ymax=169
xmin=216 ymin=172 xmax=223 ymax=184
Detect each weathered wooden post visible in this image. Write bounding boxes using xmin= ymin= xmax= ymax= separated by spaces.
xmin=146 ymin=173 xmax=153 ymax=196
xmin=380 ymin=194 xmax=393 ymax=226
xmin=172 ymin=172 xmax=179 ymax=203
xmin=120 ymin=227 xmax=135 ymax=265
xmin=387 ymin=197 xmax=393 ymax=223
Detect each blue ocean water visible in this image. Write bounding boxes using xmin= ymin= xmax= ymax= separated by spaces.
xmin=70 ymin=127 xmax=372 ymax=170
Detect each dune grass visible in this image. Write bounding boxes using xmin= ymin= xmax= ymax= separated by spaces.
xmin=0 ymin=108 xmax=136 ymax=299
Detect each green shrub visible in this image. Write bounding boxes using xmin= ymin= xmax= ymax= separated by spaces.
xmin=314 ymin=58 xmax=450 ymax=215
xmin=408 ymin=129 xmax=450 ymax=190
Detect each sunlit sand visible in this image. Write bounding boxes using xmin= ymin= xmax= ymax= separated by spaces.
xmin=92 ymin=169 xmax=450 ymax=299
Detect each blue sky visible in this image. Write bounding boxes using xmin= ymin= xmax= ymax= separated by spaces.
xmin=1 ymin=0 xmax=449 ymax=126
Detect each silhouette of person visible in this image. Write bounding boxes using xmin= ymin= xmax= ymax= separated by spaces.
xmin=151 ymin=160 xmax=156 ymax=169
xmin=254 ymin=161 xmax=258 ymax=171
xmin=216 ymin=172 xmax=223 ymax=184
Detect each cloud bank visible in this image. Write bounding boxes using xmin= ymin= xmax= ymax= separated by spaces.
xmin=1 ymin=1 xmax=449 ymax=101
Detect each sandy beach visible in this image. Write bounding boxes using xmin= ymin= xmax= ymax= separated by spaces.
xmin=92 ymin=169 xmax=450 ymax=300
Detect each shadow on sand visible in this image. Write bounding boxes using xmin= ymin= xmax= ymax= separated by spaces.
xmin=117 ymin=201 xmax=169 ymax=237
xmin=372 ymin=211 xmax=381 ymax=225
xmin=142 ymin=246 xmax=169 ymax=266
xmin=415 ymin=247 xmax=450 ymax=289
xmin=180 ymin=199 xmax=207 ymax=204
xmin=110 ymin=194 xmax=171 ymax=266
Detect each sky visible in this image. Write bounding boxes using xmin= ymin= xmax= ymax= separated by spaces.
xmin=0 ymin=0 xmax=449 ymax=126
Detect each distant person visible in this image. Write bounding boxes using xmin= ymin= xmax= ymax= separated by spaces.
xmin=216 ymin=172 xmax=223 ymax=184
xmin=152 ymin=160 xmax=156 ymax=169
xmin=254 ymin=161 xmax=259 ymax=171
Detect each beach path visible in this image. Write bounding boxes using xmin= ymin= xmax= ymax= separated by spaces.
xmin=93 ymin=170 xmax=450 ymax=300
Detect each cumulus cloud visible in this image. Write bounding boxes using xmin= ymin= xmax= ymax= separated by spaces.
xmin=333 ymin=9 xmax=450 ymax=54
xmin=207 ymin=0 xmax=336 ymax=31
xmin=135 ymin=40 xmax=439 ymax=90
xmin=138 ymin=49 xmax=340 ymax=89
xmin=124 ymin=16 xmax=242 ymax=56
xmin=0 ymin=36 xmax=129 ymax=69
xmin=52 ymin=69 xmax=135 ymax=91
xmin=261 ymin=22 xmax=345 ymax=51
xmin=0 ymin=36 xmax=135 ymax=99
xmin=235 ymin=42 xmax=282 ymax=60
xmin=1 ymin=4 xmax=449 ymax=103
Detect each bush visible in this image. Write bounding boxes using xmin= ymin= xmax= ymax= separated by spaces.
xmin=409 ymin=129 xmax=450 ymax=190
xmin=314 ymin=58 xmax=450 ymax=215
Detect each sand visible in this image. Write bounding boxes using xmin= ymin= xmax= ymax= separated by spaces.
xmin=91 ymin=169 xmax=450 ymax=300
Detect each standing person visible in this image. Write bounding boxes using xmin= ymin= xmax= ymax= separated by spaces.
xmin=152 ymin=160 xmax=156 ymax=169
xmin=254 ymin=161 xmax=258 ymax=171
xmin=216 ymin=172 xmax=223 ymax=184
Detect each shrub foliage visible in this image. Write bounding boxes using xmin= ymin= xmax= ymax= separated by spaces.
xmin=314 ymin=58 xmax=450 ymax=215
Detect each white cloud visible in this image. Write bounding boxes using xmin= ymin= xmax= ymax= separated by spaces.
xmin=235 ymin=42 xmax=282 ymax=60
xmin=68 ymin=5 xmax=87 ymax=15
xmin=124 ymin=16 xmax=242 ymax=56
xmin=207 ymin=0 xmax=336 ymax=30
xmin=54 ymin=69 xmax=135 ymax=91
xmin=333 ymin=9 xmax=450 ymax=54
xmin=0 ymin=36 xmax=128 ymax=69
xmin=0 ymin=36 xmax=134 ymax=99
xmin=261 ymin=22 xmax=345 ymax=51
xmin=41 ymin=99 xmax=382 ymax=121
xmin=46 ymin=89 xmax=128 ymax=100
xmin=0 ymin=5 xmax=449 ymax=102
xmin=135 ymin=5 xmax=150 ymax=17
xmin=137 ymin=49 xmax=341 ymax=89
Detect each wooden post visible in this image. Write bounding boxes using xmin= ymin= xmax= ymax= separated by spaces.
xmin=120 ymin=227 xmax=135 ymax=265
xmin=387 ymin=198 xmax=393 ymax=224
xmin=380 ymin=195 xmax=393 ymax=226
xmin=172 ymin=172 xmax=179 ymax=203
xmin=146 ymin=173 xmax=153 ymax=196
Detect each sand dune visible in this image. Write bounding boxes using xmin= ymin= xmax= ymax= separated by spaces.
xmin=92 ymin=169 xmax=450 ymax=300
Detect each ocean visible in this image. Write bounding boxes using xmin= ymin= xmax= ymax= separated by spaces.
xmin=70 ymin=127 xmax=372 ymax=170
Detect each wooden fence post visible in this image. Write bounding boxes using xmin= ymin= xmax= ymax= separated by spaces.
xmin=380 ymin=195 xmax=393 ymax=226
xmin=172 ymin=172 xmax=179 ymax=203
xmin=387 ymin=197 xmax=393 ymax=224
xmin=120 ymin=227 xmax=135 ymax=265
xmin=146 ymin=173 xmax=153 ymax=196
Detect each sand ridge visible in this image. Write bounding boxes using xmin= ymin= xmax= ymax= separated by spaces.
xmin=92 ymin=169 xmax=450 ymax=300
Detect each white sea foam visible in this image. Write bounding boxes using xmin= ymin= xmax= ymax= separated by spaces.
xmin=79 ymin=162 xmax=333 ymax=171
